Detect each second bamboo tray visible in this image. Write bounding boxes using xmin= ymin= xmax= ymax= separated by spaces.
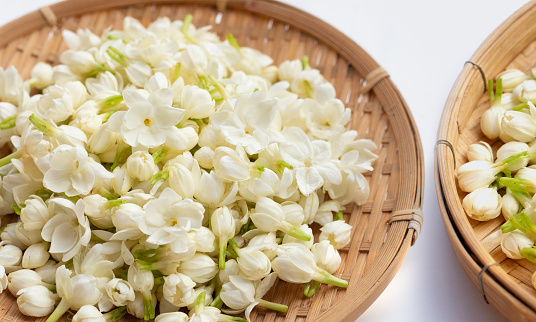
xmin=0 ymin=0 xmax=424 ymax=321
xmin=436 ymin=1 xmax=536 ymax=320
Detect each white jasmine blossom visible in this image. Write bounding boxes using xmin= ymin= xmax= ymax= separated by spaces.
xmin=319 ymin=220 xmax=352 ymax=250
xmin=106 ymin=278 xmax=135 ymax=306
xmin=42 ymin=145 xmax=113 ymax=196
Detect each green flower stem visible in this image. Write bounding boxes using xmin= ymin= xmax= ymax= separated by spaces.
xmin=194 ymin=291 xmax=207 ymax=314
xmin=107 ymin=199 xmax=125 ymax=208
xmin=314 ymin=269 xmax=348 ymax=288
xmin=35 ymin=189 xmax=53 ymax=201
xmin=172 ymin=63 xmax=182 ymax=82
xmin=501 ymin=151 xmax=529 ymax=168
xmin=522 ymin=246 xmax=536 ymax=263
xmin=257 ymin=299 xmax=289 ymax=313
xmin=511 ymin=190 xmax=532 ymax=206
xmin=498 ymin=177 xmax=536 ymax=193
xmin=334 ymin=211 xmax=344 ymax=221
xmin=513 ymin=101 xmax=529 ymax=111
xmin=180 ymin=14 xmax=198 ymax=44
xmin=29 ymin=114 xmax=55 ymax=137
xmin=210 ymin=294 xmax=223 ymax=309
xmin=301 ymin=56 xmax=310 ymax=70
xmin=10 ymin=204 xmax=21 ymax=215
xmin=303 ymin=80 xmax=314 ymax=98
xmin=83 ymin=64 xmax=108 ymax=78
xmin=42 ymin=282 xmax=56 ymax=293
xmin=220 ymin=316 xmax=248 ymax=322
xmin=304 ymin=281 xmax=321 ymax=298
xmin=106 ymin=46 xmax=127 ymax=66
xmin=226 ymin=34 xmax=240 ymax=50
xmin=225 ymin=248 xmax=238 ymax=259
xmin=0 ymin=114 xmax=17 ymax=129
xmin=150 ymin=170 xmax=169 ymax=185
xmin=228 ymin=238 xmax=241 ymax=254
xmin=111 ymin=143 xmax=131 ymax=171
xmin=99 ymin=94 xmax=123 ymax=112
xmin=218 ymin=238 xmax=228 ymax=269
xmin=142 ymin=291 xmax=155 ymax=320
xmin=152 ymin=146 xmax=169 ymax=164
xmin=103 ymin=306 xmax=127 ymax=322
xmin=0 ymin=149 xmax=23 ymax=168
xmin=100 ymin=187 xmax=119 ymax=200
xmin=207 ymin=75 xmax=227 ymax=100
xmin=46 ymin=298 xmax=70 ymax=322
xmin=283 ymin=224 xmax=311 ymax=242
xmin=276 ymin=160 xmax=293 ymax=174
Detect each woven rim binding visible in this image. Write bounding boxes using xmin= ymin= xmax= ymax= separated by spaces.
xmin=0 ymin=1 xmax=424 ymax=321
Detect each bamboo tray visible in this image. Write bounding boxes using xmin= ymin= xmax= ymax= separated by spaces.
xmin=436 ymin=1 xmax=536 ymax=321
xmin=0 ymin=0 xmax=424 ymax=321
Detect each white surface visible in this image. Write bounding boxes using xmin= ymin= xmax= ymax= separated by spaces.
xmin=0 ymin=0 xmax=532 ymax=321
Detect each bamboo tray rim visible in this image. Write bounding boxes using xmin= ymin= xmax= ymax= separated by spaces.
xmin=436 ymin=0 xmax=536 ymax=318
xmin=0 ymin=0 xmax=424 ymax=321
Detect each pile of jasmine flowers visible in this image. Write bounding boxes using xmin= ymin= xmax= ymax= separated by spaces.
xmin=0 ymin=15 xmax=378 ymax=321
xmin=457 ymin=69 xmax=536 ymax=289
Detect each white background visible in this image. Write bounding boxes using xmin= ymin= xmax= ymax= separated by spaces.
xmin=0 ymin=0 xmax=532 ymax=321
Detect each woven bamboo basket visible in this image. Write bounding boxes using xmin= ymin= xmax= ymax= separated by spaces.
xmin=0 ymin=0 xmax=423 ymax=321
xmin=436 ymin=1 xmax=536 ymax=321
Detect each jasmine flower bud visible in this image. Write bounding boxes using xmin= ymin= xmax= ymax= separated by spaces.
xmin=16 ymin=285 xmax=58 ymax=317
xmin=0 ymin=265 xmax=7 ymax=293
xmin=496 ymin=141 xmax=530 ymax=171
xmin=155 ymin=312 xmax=189 ymax=322
xmin=498 ymin=69 xmax=529 ymax=92
xmin=72 ymin=305 xmax=105 ymax=322
xmin=111 ymin=166 xmax=133 ymax=196
xmin=467 ymin=141 xmax=493 ymax=162
xmin=126 ymin=151 xmax=158 ymax=181
xmin=456 ymin=160 xmax=505 ymax=193
xmin=8 ymin=269 xmax=44 ymax=296
xmin=502 ymin=188 xmax=521 ymax=220
xmin=211 ymin=206 xmax=236 ymax=269
xmin=0 ymin=243 xmax=23 ymax=273
xmin=501 ymin=230 xmax=534 ymax=259
xmin=462 ymin=187 xmax=502 ymax=221
xmin=177 ymin=253 xmax=218 ymax=283
xmin=163 ymin=273 xmax=196 ymax=308
xmin=21 ymin=242 xmax=49 ymax=269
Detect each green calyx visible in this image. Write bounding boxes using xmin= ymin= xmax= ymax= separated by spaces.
xmin=210 ymin=294 xmax=223 ymax=309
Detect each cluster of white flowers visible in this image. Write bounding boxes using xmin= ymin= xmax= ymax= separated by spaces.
xmin=458 ymin=69 xmax=536 ymax=288
xmin=0 ymin=15 xmax=378 ymax=321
